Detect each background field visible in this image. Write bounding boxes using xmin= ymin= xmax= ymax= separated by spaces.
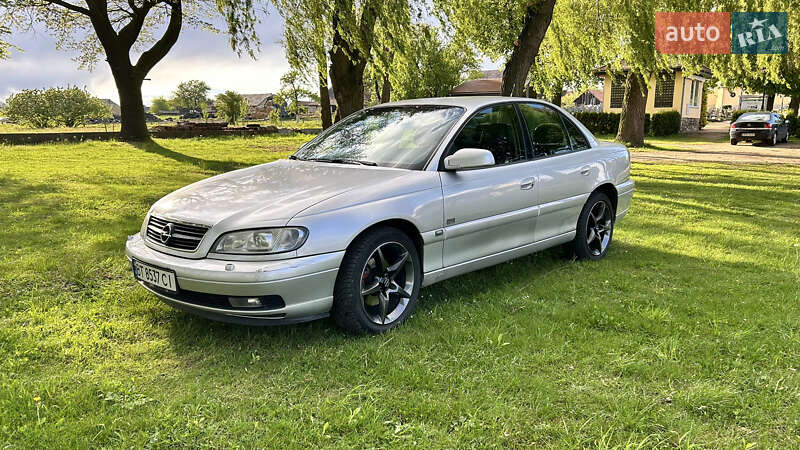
xmin=1 ymin=136 xmax=799 ymax=447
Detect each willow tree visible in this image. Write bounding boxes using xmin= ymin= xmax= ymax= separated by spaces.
xmin=436 ymin=0 xmax=556 ymax=96
xmin=275 ymin=0 xmax=333 ymax=128
xmin=2 ymin=0 xmax=263 ymax=140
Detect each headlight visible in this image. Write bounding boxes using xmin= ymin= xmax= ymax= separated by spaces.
xmin=212 ymin=227 xmax=308 ymax=254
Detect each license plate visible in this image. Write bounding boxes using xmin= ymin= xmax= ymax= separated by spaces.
xmin=742 ymin=133 xmax=756 ymax=137
xmin=132 ymin=260 xmax=177 ymax=292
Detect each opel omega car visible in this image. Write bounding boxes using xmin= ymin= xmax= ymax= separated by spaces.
xmin=126 ymin=97 xmax=634 ymax=334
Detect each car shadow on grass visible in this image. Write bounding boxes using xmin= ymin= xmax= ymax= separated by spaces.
xmin=131 ymin=139 xmax=250 ymax=173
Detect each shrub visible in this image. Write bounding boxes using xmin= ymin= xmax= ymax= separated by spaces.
xmin=215 ymin=91 xmax=249 ymax=125
xmin=650 ymin=110 xmax=682 ymax=136
xmin=573 ymin=111 xmax=651 ymax=136
xmin=785 ymin=109 xmax=798 ymax=137
xmin=3 ymin=86 xmax=110 ymax=128
xmin=730 ymin=109 xmax=759 ymax=122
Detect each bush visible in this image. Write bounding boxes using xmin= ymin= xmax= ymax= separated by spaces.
xmin=4 ymin=86 xmax=111 ymax=128
xmin=730 ymin=109 xmax=759 ymax=122
xmin=650 ymin=110 xmax=682 ymax=136
xmin=573 ymin=111 xmax=651 ymax=136
xmin=785 ymin=109 xmax=798 ymax=137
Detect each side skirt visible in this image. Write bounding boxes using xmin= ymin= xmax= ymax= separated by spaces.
xmin=421 ymin=231 xmax=576 ymax=287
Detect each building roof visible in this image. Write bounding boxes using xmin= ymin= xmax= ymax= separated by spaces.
xmin=449 ymin=79 xmax=503 ymax=96
xmin=595 ymin=64 xmax=712 ymax=79
xmin=242 ymin=94 xmax=274 ymax=107
xmin=100 ymin=99 xmax=121 ymax=116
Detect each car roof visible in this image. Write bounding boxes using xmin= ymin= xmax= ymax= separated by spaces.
xmin=377 ymin=96 xmax=556 ymax=113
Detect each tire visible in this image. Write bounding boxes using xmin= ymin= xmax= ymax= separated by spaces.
xmin=769 ymin=132 xmax=777 ymax=146
xmin=332 ymin=227 xmax=421 ymax=334
xmin=570 ymin=192 xmax=615 ymax=261
xmin=730 ymin=139 xmax=737 ymax=145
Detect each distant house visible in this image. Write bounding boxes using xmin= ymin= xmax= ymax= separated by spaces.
xmin=100 ymin=99 xmax=122 ymax=118
xmin=573 ymin=90 xmax=603 ymax=107
xmin=596 ymin=65 xmax=711 ymax=132
xmin=449 ymin=69 xmax=503 ymax=96
xmin=707 ymin=86 xmax=792 ymax=112
xmin=242 ymin=93 xmax=275 ymax=119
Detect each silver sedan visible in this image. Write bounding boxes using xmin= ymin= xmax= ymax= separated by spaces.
xmin=126 ymin=97 xmax=634 ymax=334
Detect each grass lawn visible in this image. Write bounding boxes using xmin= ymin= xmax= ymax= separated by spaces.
xmin=0 ymin=117 xmax=322 ymax=134
xmin=1 ymin=136 xmax=799 ymax=447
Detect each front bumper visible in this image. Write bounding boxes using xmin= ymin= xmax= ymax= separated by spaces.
xmin=125 ymin=233 xmax=344 ymax=325
xmin=731 ymin=129 xmax=772 ymax=141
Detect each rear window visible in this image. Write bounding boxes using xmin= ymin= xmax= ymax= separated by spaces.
xmin=738 ymin=113 xmax=770 ymax=122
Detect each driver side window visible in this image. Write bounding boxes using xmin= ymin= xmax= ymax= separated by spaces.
xmin=450 ymin=104 xmax=524 ymax=166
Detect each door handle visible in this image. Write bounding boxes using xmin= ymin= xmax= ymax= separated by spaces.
xmin=580 ymin=166 xmax=591 ymax=176
xmin=520 ymin=177 xmax=535 ymax=190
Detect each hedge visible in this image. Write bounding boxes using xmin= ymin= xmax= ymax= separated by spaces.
xmin=572 ymin=111 xmax=652 ymax=136
xmin=785 ymin=109 xmax=798 ymax=137
xmin=650 ymin=110 xmax=681 ymax=136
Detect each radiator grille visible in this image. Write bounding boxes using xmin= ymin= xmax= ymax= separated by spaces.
xmin=145 ymin=215 xmax=209 ymax=251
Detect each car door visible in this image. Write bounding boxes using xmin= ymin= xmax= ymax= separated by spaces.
xmin=440 ymin=103 xmax=539 ymax=267
xmin=776 ymin=114 xmax=788 ymax=140
xmin=518 ymin=103 xmax=599 ymax=242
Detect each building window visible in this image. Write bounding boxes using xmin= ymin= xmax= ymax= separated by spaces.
xmin=609 ymin=76 xmax=625 ymax=108
xmin=653 ymin=73 xmax=675 ymax=108
xmin=688 ymin=79 xmax=701 ymax=107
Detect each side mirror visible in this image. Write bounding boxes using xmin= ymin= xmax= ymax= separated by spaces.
xmin=444 ymin=148 xmax=495 ymax=170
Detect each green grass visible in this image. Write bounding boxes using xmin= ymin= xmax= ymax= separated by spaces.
xmin=1 ymin=136 xmax=799 ymax=447
xmin=0 ymin=117 xmax=322 ymax=134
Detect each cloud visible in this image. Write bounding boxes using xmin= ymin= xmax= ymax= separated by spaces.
xmin=0 ymin=10 xmax=289 ymax=104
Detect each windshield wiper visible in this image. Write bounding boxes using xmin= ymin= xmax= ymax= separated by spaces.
xmin=306 ymin=157 xmax=378 ymax=166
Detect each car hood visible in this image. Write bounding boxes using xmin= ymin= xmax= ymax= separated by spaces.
xmin=150 ymin=159 xmax=418 ymax=228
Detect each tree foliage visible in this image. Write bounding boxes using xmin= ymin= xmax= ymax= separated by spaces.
xmin=170 ymin=80 xmax=211 ymax=112
xmin=150 ymin=97 xmax=172 ymax=114
xmin=274 ymin=69 xmax=314 ymax=122
xmin=214 ymin=91 xmax=248 ymax=125
xmin=390 ymin=24 xmax=478 ymax=100
xmin=4 ymin=86 xmax=111 ymax=128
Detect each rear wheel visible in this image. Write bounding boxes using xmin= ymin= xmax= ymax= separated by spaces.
xmin=769 ymin=132 xmax=777 ymax=146
xmin=730 ymin=139 xmax=738 ymax=145
xmin=332 ymin=227 xmax=421 ymax=334
xmin=570 ymin=192 xmax=614 ymax=261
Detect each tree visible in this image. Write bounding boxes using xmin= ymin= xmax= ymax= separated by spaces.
xmin=436 ymin=0 xmax=557 ymax=96
xmin=215 ymin=91 xmax=248 ymax=125
xmin=275 ymin=0 xmax=334 ymax=129
xmin=390 ymin=24 xmax=479 ymax=99
xmin=4 ymin=86 xmax=111 ymax=128
xmin=150 ymin=97 xmax=172 ymax=114
xmin=2 ymin=0 xmax=263 ymax=141
xmin=171 ymin=80 xmax=211 ymax=112
xmin=275 ymin=69 xmax=314 ymax=122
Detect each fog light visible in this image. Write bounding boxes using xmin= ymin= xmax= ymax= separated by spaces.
xmin=229 ymin=297 xmax=263 ymax=308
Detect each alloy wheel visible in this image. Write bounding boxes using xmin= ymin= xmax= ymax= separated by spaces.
xmin=360 ymin=242 xmax=415 ymax=325
xmin=586 ymin=200 xmax=613 ymax=256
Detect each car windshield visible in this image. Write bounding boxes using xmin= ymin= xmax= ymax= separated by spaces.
xmin=293 ymin=105 xmax=464 ymax=170
xmin=738 ymin=113 xmax=771 ymax=122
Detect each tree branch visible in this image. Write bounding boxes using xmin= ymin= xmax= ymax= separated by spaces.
xmin=46 ymin=0 xmax=91 ymax=15
xmin=133 ymin=0 xmax=181 ymax=76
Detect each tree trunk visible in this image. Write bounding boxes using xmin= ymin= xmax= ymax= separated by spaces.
xmin=319 ymin=72 xmax=332 ymax=130
xmin=328 ymin=0 xmax=378 ymax=120
xmin=501 ymin=0 xmax=556 ymax=96
xmin=765 ymin=93 xmax=776 ymax=111
xmin=112 ymin=69 xmax=149 ymax=141
xmin=789 ymin=95 xmax=800 ymax=113
xmin=380 ymin=74 xmax=391 ymax=103
xmin=550 ymin=85 xmax=562 ymax=106
xmin=616 ymin=71 xmax=649 ymax=147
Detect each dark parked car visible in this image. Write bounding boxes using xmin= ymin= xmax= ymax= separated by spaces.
xmin=730 ymin=112 xmax=790 ymax=146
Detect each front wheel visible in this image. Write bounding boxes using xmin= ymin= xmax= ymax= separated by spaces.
xmin=730 ymin=139 xmax=738 ymax=145
xmin=332 ymin=227 xmax=421 ymax=334
xmin=570 ymin=192 xmax=615 ymax=261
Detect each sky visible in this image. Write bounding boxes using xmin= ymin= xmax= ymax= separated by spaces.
xmin=0 ymin=6 xmax=291 ymax=105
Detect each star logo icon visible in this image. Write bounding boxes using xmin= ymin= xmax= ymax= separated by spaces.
xmin=749 ymin=17 xmax=768 ymax=29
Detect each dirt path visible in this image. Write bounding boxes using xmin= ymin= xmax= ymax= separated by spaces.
xmin=630 ymin=121 xmax=800 ymax=165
